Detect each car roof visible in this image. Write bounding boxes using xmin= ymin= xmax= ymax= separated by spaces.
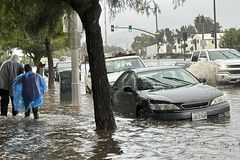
xmin=105 ymin=55 xmax=142 ymax=61
xmin=57 ymin=61 xmax=71 ymax=63
xmin=130 ymin=66 xmax=182 ymax=73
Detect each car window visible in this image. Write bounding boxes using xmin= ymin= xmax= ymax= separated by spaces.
xmin=125 ymin=74 xmax=135 ymax=89
xmin=192 ymin=51 xmax=200 ymax=61
xmin=105 ymin=57 xmax=145 ymax=73
xmin=57 ymin=62 xmax=71 ymax=69
xmin=114 ymin=72 xmax=131 ymax=88
xmin=199 ymin=51 xmax=207 ymax=58
xmin=208 ymin=50 xmax=240 ymax=60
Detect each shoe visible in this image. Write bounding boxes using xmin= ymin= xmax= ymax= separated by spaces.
xmin=25 ymin=112 xmax=30 ymax=118
xmin=0 ymin=113 xmax=7 ymax=117
xmin=12 ymin=111 xmax=18 ymax=116
xmin=34 ymin=113 xmax=39 ymax=119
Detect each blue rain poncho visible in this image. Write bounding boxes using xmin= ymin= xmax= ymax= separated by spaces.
xmin=12 ymin=71 xmax=47 ymax=112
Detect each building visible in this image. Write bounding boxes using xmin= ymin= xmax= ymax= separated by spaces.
xmin=173 ymin=33 xmax=225 ymax=54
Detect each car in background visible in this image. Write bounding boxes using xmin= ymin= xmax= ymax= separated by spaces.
xmin=44 ymin=58 xmax=60 ymax=77
xmin=181 ymin=48 xmax=240 ymax=84
xmin=85 ymin=54 xmax=146 ymax=93
xmin=111 ymin=66 xmax=230 ymax=120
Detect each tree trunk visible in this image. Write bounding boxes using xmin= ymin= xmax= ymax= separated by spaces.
xmin=71 ymin=1 xmax=116 ymax=131
xmin=33 ymin=57 xmax=42 ymax=74
xmin=45 ymin=36 xmax=55 ymax=90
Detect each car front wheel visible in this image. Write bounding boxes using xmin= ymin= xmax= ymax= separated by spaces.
xmin=136 ymin=108 xmax=147 ymax=120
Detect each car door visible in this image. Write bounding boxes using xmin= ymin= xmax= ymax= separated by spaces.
xmin=119 ymin=73 xmax=138 ymax=116
xmin=112 ymin=72 xmax=131 ymax=111
xmin=111 ymin=71 xmax=137 ymax=116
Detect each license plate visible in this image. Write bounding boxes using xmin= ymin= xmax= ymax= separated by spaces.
xmin=191 ymin=111 xmax=207 ymax=120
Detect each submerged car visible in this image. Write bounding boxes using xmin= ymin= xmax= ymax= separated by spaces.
xmin=111 ymin=66 xmax=230 ymax=120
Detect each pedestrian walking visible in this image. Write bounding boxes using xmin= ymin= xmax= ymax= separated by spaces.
xmin=0 ymin=54 xmax=24 ymax=117
xmin=13 ymin=64 xmax=47 ymax=119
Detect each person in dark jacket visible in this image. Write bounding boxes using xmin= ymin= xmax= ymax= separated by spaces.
xmin=12 ymin=64 xmax=47 ymax=119
xmin=0 ymin=54 xmax=23 ymax=116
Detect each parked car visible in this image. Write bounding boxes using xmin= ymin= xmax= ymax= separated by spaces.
xmin=85 ymin=55 xmax=146 ymax=93
xmin=177 ymin=48 xmax=240 ymax=84
xmin=54 ymin=61 xmax=81 ymax=82
xmin=111 ymin=66 xmax=230 ymax=120
xmin=44 ymin=58 xmax=60 ymax=77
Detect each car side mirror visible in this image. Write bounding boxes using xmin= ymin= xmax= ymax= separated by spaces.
xmin=192 ymin=56 xmax=198 ymax=62
xmin=123 ymin=86 xmax=134 ymax=92
xmin=199 ymin=78 xmax=206 ymax=83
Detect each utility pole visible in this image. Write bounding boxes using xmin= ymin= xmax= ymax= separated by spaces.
xmin=213 ymin=0 xmax=217 ymax=48
xmin=104 ymin=0 xmax=107 ymax=47
xmin=70 ymin=11 xmax=82 ymax=106
xmin=152 ymin=0 xmax=159 ymax=54
xmin=140 ymin=0 xmax=160 ymax=54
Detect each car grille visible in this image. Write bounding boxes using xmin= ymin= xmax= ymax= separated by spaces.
xmin=220 ymin=70 xmax=240 ymax=75
xmin=226 ymin=65 xmax=240 ymax=68
xmin=181 ymin=102 xmax=209 ymax=109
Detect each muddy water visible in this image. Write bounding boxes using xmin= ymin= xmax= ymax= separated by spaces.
xmin=1 ymin=69 xmax=240 ymax=159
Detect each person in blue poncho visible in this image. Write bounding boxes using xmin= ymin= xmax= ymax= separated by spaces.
xmin=13 ymin=64 xmax=47 ymax=119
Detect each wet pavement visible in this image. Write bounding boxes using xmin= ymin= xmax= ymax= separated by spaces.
xmin=1 ymin=79 xmax=240 ymax=159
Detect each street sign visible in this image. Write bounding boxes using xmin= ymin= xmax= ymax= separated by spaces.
xmin=200 ymin=40 xmax=207 ymax=47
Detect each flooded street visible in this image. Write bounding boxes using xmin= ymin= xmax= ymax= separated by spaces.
xmin=1 ymin=81 xmax=240 ymax=159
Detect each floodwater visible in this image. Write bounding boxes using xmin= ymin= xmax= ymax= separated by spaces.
xmin=1 ymin=61 xmax=240 ymax=159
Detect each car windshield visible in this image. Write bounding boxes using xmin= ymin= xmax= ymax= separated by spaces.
xmin=136 ymin=68 xmax=199 ymax=90
xmin=53 ymin=59 xmax=60 ymax=66
xmin=57 ymin=62 xmax=71 ymax=69
xmin=105 ymin=57 xmax=145 ymax=73
xmin=45 ymin=59 xmax=59 ymax=67
xmin=208 ymin=50 xmax=240 ymax=60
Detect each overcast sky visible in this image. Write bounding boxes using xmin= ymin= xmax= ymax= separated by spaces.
xmin=99 ymin=0 xmax=240 ymax=49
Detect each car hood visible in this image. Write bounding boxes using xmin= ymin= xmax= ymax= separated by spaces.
xmin=139 ymin=83 xmax=222 ymax=103
xmin=107 ymin=71 xmax=124 ymax=85
xmin=213 ymin=59 xmax=240 ymax=65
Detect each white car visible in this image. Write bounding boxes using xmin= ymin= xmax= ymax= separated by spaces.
xmin=85 ymin=55 xmax=146 ymax=93
xmin=189 ymin=48 xmax=240 ymax=84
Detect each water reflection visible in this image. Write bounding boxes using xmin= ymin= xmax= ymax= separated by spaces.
xmin=90 ymin=131 xmax=122 ymax=160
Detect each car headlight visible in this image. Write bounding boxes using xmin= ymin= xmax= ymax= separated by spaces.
xmin=211 ymin=95 xmax=227 ymax=105
xmin=220 ymin=64 xmax=228 ymax=70
xmin=214 ymin=63 xmax=228 ymax=72
xmin=149 ymin=103 xmax=180 ymax=111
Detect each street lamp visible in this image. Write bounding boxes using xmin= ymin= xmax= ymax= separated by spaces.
xmin=141 ymin=0 xmax=160 ymax=53
xmin=153 ymin=1 xmax=159 ymax=34
xmin=213 ymin=0 xmax=217 ymax=48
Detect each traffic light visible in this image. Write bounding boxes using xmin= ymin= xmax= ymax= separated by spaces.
xmin=111 ymin=25 xmax=114 ymax=32
xmin=128 ymin=25 xmax=132 ymax=32
xmin=183 ymin=32 xmax=188 ymax=41
xmin=177 ymin=38 xmax=181 ymax=44
xmin=201 ymin=15 xmax=204 ymax=23
xmin=211 ymin=30 xmax=215 ymax=37
xmin=195 ymin=17 xmax=199 ymax=23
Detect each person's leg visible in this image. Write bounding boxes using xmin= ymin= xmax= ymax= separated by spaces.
xmin=32 ymin=107 xmax=39 ymax=119
xmin=25 ymin=109 xmax=30 ymax=117
xmin=10 ymin=96 xmax=18 ymax=116
xmin=23 ymin=98 xmax=30 ymax=117
xmin=0 ymin=89 xmax=10 ymax=116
